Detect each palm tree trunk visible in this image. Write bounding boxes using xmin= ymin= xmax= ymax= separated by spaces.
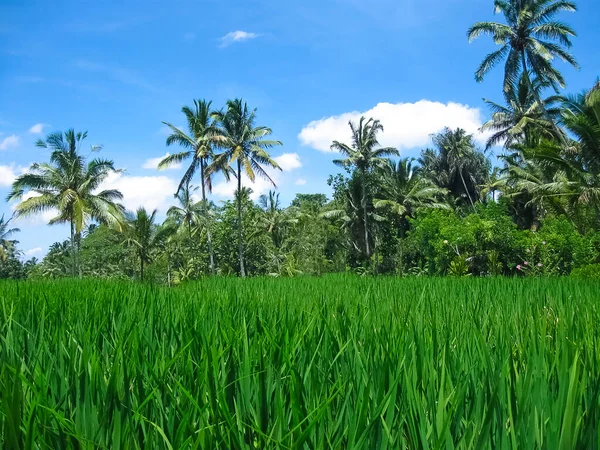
xmin=237 ymin=160 xmax=246 ymax=278
xmin=521 ymin=50 xmax=565 ymax=143
xmin=201 ymin=159 xmax=216 ymax=275
xmin=361 ymin=169 xmax=371 ymax=258
xmin=76 ymin=232 xmax=82 ymax=278
xmin=140 ymin=253 xmax=145 ymax=282
xmin=70 ymin=220 xmax=76 ymax=277
xmin=459 ymin=169 xmax=477 ymax=213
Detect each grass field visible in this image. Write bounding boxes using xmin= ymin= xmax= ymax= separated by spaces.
xmin=1 ymin=276 xmax=599 ymax=449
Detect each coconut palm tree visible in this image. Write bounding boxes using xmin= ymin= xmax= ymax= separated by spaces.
xmin=258 ymin=191 xmax=298 ymax=249
xmin=7 ymin=129 xmax=124 ymax=276
xmin=468 ymin=0 xmax=579 ymax=133
xmin=331 ymin=117 xmax=399 ymax=258
xmin=165 ymin=184 xmax=217 ymax=274
xmin=208 ymin=99 xmax=282 ymax=277
xmin=374 ymin=159 xmax=449 ymax=231
xmin=482 ymin=74 xmax=563 ymax=149
xmin=122 ymin=207 xmax=163 ymax=281
xmin=159 ymin=99 xmax=222 ymax=274
xmin=0 ymin=215 xmax=19 ymax=263
xmin=420 ymin=128 xmax=491 ymax=212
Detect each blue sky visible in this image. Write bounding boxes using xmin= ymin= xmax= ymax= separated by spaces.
xmin=1 ymin=0 xmax=599 ymax=258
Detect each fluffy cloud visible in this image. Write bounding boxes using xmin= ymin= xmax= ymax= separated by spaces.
xmin=295 ymin=178 xmax=307 ymax=186
xmin=100 ymin=172 xmax=178 ymax=213
xmin=0 ymin=135 xmax=20 ymax=151
xmin=273 ymin=153 xmax=302 ymax=172
xmin=219 ymin=30 xmax=260 ymax=47
xmin=0 ymin=164 xmax=27 ymax=187
xmin=143 ymin=152 xmax=182 ymax=170
xmin=24 ymin=247 xmax=42 ymax=257
xmin=28 ymin=123 xmax=48 ymax=134
xmin=298 ymin=100 xmax=490 ymax=153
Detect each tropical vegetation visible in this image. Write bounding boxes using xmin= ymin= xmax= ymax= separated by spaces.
xmin=0 ymin=0 xmax=598 ymax=283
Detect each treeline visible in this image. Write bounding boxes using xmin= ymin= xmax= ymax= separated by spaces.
xmin=2 ymin=0 xmax=600 ymax=281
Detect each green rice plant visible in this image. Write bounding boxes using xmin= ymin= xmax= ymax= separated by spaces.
xmin=1 ymin=276 xmax=599 ymax=449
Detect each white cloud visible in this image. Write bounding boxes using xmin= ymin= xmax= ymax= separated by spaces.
xmin=298 ymin=100 xmax=490 ymax=153
xmin=219 ymin=30 xmax=260 ymax=47
xmin=28 ymin=123 xmax=48 ymax=134
xmin=0 ymin=135 xmax=20 ymax=151
xmin=24 ymin=247 xmax=42 ymax=257
xmin=143 ymin=152 xmax=182 ymax=170
xmin=0 ymin=165 xmax=18 ymax=187
xmin=295 ymin=178 xmax=307 ymax=186
xmin=273 ymin=153 xmax=302 ymax=172
xmin=101 ymin=172 xmax=178 ymax=213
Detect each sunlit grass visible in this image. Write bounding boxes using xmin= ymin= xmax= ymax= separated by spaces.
xmin=1 ymin=276 xmax=599 ymax=448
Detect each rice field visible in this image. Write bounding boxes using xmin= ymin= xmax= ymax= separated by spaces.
xmin=1 ymin=276 xmax=599 ymax=449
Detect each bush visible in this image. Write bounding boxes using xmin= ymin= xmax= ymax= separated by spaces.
xmin=571 ymin=264 xmax=600 ymax=279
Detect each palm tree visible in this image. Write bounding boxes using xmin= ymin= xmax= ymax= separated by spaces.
xmin=0 ymin=215 xmax=19 ymax=263
xmin=7 ymin=129 xmax=124 ymax=276
xmin=258 ymin=191 xmax=298 ymax=249
xmin=500 ymin=82 xmax=600 ymax=231
xmin=420 ymin=128 xmax=491 ymax=212
xmin=331 ymin=117 xmax=399 ymax=258
xmin=374 ymin=159 xmax=449 ymax=233
xmin=468 ymin=0 xmax=579 ymax=134
xmin=482 ymin=74 xmax=563 ymax=149
xmin=208 ymin=99 xmax=282 ymax=277
xmin=166 ymin=185 xmax=217 ymax=274
xmin=159 ymin=99 xmax=221 ymax=274
xmin=122 ymin=207 xmax=163 ymax=281
xmin=166 ymin=185 xmax=201 ymax=236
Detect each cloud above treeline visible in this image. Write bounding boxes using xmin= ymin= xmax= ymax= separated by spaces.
xmin=298 ymin=100 xmax=490 ymax=153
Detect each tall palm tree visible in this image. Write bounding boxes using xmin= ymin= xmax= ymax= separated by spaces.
xmin=0 ymin=215 xmax=19 ymax=263
xmin=374 ymin=159 xmax=449 ymax=232
xmin=7 ymin=129 xmax=124 ymax=276
xmin=468 ymin=0 xmax=579 ymax=134
xmin=331 ymin=117 xmax=399 ymax=258
xmin=122 ymin=207 xmax=163 ymax=281
xmin=208 ymin=99 xmax=282 ymax=277
xmin=159 ymin=99 xmax=221 ymax=275
xmin=421 ymin=128 xmax=491 ymax=212
xmin=482 ymin=74 xmax=563 ymax=149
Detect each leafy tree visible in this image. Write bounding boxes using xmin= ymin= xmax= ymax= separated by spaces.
xmin=258 ymin=191 xmax=298 ymax=249
xmin=499 ymin=82 xmax=600 ymax=232
xmin=419 ymin=128 xmax=491 ymax=211
xmin=122 ymin=208 xmax=163 ymax=281
xmin=482 ymin=75 xmax=563 ymax=149
xmin=468 ymin=0 xmax=578 ymax=134
xmin=374 ymin=158 xmax=449 ymax=234
xmin=159 ymin=99 xmax=221 ymax=274
xmin=331 ymin=117 xmax=399 ymax=258
xmin=0 ymin=215 xmax=19 ymax=263
xmin=7 ymin=129 xmax=124 ymax=276
xmin=209 ymin=99 xmax=282 ymax=277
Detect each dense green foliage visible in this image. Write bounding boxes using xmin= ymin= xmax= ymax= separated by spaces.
xmin=0 ymin=0 xmax=597 ymax=283
xmin=1 ymin=277 xmax=600 ymax=448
